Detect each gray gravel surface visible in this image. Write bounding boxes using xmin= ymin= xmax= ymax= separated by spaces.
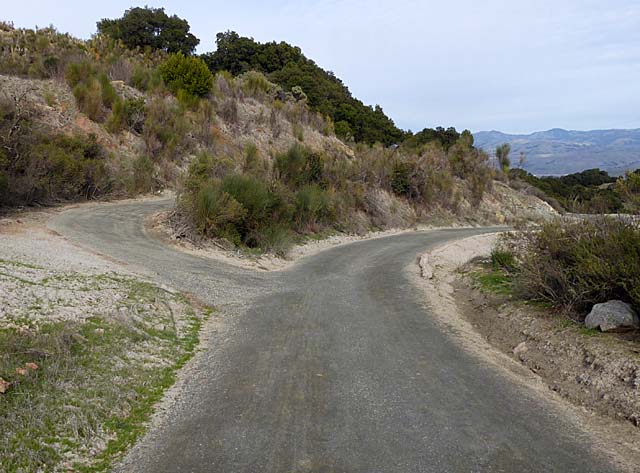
xmin=49 ymin=199 xmax=620 ymax=473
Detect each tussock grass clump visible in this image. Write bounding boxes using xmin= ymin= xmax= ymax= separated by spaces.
xmin=491 ymin=247 xmax=517 ymax=272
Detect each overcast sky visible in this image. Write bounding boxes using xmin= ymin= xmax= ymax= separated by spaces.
xmin=3 ymin=0 xmax=639 ymax=134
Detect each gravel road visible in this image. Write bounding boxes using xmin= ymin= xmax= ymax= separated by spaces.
xmin=49 ymin=198 xmax=620 ymax=473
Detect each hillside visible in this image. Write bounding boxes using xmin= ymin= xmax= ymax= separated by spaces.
xmin=202 ymin=31 xmax=405 ymax=146
xmin=0 ymin=10 xmax=562 ymax=256
xmin=474 ymin=128 xmax=640 ymax=176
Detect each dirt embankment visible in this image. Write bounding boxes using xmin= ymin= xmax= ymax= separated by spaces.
xmin=416 ymin=234 xmax=640 ymax=471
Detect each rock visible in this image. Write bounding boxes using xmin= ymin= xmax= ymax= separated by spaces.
xmin=513 ymin=341 xmax=528 ymax=356
xmin=25 ymin=362 xmax=39 ymax=371
xmin=585 ymin=300 xmax=640 ymax=332
xmin=420 ymin=255 xmax=434 ymax=279
xmin=0 ymin=378 xmax=11 ymax=394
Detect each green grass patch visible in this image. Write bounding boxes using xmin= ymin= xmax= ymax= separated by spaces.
xmin=471 ymin=265 xmax=515 ymax=296
xmin=0 ymin=276 xmax=210 ymax=473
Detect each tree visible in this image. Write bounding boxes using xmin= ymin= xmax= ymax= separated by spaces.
xmin=97 ymin=7 xmax=199 ymax=55
xmin=201 ymin=31 xmax=404 ymax=146
xmin=403 ymin=127 xmax=461 ymax=151
xmin=496 ymin=143 xmax=511 ymax=172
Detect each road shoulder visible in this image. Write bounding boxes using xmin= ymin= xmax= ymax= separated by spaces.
xmin=0 ymin=207 xmax=211 ymax=472
xmin=413 ymin=233 xmax=640 ymax=473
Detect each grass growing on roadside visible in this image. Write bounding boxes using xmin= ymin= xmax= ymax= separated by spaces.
xmin=0 ymin=273 xmax=210 ymax=473
xmin=474 ymin=268 xmax=515 ymax=296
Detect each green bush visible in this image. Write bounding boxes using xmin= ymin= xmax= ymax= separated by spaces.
xmin=143 ymin=97 xmax=190 ymax=159
xmin=513 ymin=218 xmax=640 ymax=314
xmin=130 ymin=65 xmax=162 ymax=91
xmin=180 ymin=168 xmax=297 ymax=253
xmin=98 ymin=73 xmax=118 ymax=108
xmin=0 ymin=133 xmax=109 ymax=206
xmin=243 ymin=142 xmax=261 ymax=174
xmin=238 ymin=71 xmax=272 ymax=96
xmin=193 ymin=182 xmax=246 ymax=241
xmin=221 ymin=174 xmax=276 ymax=232
xmin=295 ymin=184 xmax=335 ymax=227
xmin=292 ymin=123 xmax=304 ymax=142
xmin=72 ymin=80 xmax=103 ymax=121
xmin=274 ymin=144 xmax=324 ymax=188
xmin=132 ymin=155 xmax=157 ymax=193
xmin=66 ymin=61 xmax=119 ymax=122
xmin=249 ymin=223 xmax=292 ymax=256
xmin=107 ymin=97 xmax=146 ymax=133
xmin=390 ymin=161 xmax=412 ymax=197
xmin=159 ymin=53 xmax=213 ymax=98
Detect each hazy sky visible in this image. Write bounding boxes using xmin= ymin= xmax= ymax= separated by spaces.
xmin=3 ymin=0 xmax=639 ymax=133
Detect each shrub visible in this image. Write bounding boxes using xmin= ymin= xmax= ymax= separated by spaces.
xmin=66 ymin=61 xmax=119 ymax=122
xmin=512 ymin=218 xmax=640 ymax=314
xmin=292 ymin=123 xmax=304 ymax=142
xmin=238 ymin=71 xmax=272 ymax=96
xmin=243 ymin=142 xmax=261 ymax=174
xmin=98 ymin=73 xmax=118 ymax=108
xmin=390 ymin=161 xmax=412 ymax=197
xmin=143 ymin=97 xmax=190 ymax=159
xmin=159 ymin=53 xmax=213 ymax=98
xmin=0 ymin=132 xmax=109 ymax=206
xmin=180 ymin=166 xmax=297 ymax=252
xmin=64 ymin=61 xmax=96 ymax=88
xmin=193 ymin=182 xmax=246 ymax=241
xmin=107 ymin=97 xmax=146 ymax=133
xmin=295 ymin=184 xmax=335 ymax=227
xmin=72 ymin=80 xmax=103 ymax=121
xmin=221 ymin=174 xmax=275 ymax=233
xmin=132 ymin=155 xmax=157 ymax=193
xmin=249 ymin=223 xmax=292 ymax=256
xmin=274 ymin=144 xmax=324 ymax=188
xmin=130 ymin=65 xmax=162 ymax=91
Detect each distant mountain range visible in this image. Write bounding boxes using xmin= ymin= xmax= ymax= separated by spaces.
xmin=473 ymin=128 xmax=640 ymax=176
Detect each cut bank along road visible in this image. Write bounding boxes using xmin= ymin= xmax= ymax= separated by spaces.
xmin=49 ymin=199 xmax=619 ymax=473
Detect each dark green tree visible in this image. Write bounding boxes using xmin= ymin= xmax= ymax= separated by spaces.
xmin=97 ymin=7 xmax=199 ymax=55
xmin=403 ymin=127 xmax=461 ymax=151
xmin=201 ymin=31 xmax=404 ymax=145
